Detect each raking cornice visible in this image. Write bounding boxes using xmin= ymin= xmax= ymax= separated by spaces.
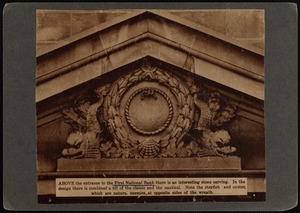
xmin=36 ymin=10 xmax=264 ymax=102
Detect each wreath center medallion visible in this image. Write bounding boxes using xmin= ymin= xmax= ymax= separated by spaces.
xmin=125 ymin=88 xmax=173 ymax=135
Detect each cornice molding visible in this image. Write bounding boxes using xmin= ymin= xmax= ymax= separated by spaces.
xmin=36 ymin=11 xmax=264 ymax=102
xmin=37 ymin=11 xmax=264 ymax=57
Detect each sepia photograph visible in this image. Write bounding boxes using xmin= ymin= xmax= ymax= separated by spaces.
xmin=36 ymin=9 xmax=265 ymax=203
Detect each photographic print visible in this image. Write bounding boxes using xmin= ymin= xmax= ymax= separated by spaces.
xmin=36 ymin=9 xmax=265 ymax=203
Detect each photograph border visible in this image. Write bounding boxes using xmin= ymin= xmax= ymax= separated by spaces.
xmin=3 ymin=2 xmax=298 ymax=211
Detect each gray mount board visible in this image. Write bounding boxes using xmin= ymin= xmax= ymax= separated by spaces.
xmin=3 ymin=2 xmax=298 ymax=211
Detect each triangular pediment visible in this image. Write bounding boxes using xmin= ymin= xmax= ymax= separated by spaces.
xmin=37 ymin=56 xmax=264 ymax=127
xmin=36 ymin=10 xmax=264 ymax=102
xmin=36 ymin=56 xmax=264 ymax=174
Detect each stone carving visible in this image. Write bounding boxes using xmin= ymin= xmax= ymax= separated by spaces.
xmin=185 ymin=85 xmax=237 ymax=157
xmin=61 ymin=64 xmax=237 ymax=159
xmin=138 ymin=138 xmax=161 ymax=158
xmin=61 ymin=85 xmax=109 ymax=159
xmin=125 ymin=88 xmax=173 ymax=135
xmin=140 ymin=88 xmax=157 ymax=100
xmin=102 ymin=64 xmax=194 ymax=158
xmin=201 ymin=129 xmax=236 ymax=156
xmin=61 ymin=131 xmax=101 ymax=158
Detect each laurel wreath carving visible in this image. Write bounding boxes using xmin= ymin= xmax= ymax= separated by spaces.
xmin=103 ymin=66 xmax=194 ymax=152
xmin=60 ymin=65 xmax=238 ymax=159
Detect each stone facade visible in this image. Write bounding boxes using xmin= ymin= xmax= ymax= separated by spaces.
xmin=37 ymin=10 xmax=264 ymax=51
xmin=36 ymin=10 xmax=265 ymax=201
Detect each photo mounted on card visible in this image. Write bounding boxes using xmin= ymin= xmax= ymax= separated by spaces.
xmin=36 ymin=9 xmax=265 ymax=203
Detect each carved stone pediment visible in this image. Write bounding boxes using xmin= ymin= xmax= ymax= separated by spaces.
xmin=60 ymin=62 xmax=237 ymax=161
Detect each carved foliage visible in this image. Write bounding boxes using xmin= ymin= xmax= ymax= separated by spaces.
xmin=103 ymin=65 xmax=194 ymax=158
xmin=188 ymin=87 xmax=237 ymax=157
xmin=61 ymin=65 xmax=238 ymax=159
xmin=61 ymin=86 xmax=109 ymax=159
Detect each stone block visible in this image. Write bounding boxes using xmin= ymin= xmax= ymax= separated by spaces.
xmin=148 ymin=15 xmax=263 ymax=76
xmin=71 ymin=13 xmax=100 ymax=35
xmin=37 ymin=46 xmax=76 ymax=78
xmin=57 ymin=157 xmax=241 ymax=172
xmin=194 ymin=57 xmax=264 ymax=100
xmin=170 ymin=10 xmax=227 ymax=34
xmin=38 ymin=180 xmax=56 ymax=195
xmin=71 ymin=34 xmax=103 ymax=62
xmin=36 ymin=42 xmax=59 ymax=53
xmin=71 ymin=12 xmax=127 ymax=35
xmin=235 ymin=38 xmax=265 ymax=50
xmin=98 ymin=18 xmax=148 ymax=49
xmin=96 ymin=12 xmax=129 ymax=26
xmin=149 ymin=16 xmax=198 ymax=49
xmin=108 ymin=40 xmax=188 ymax=73
xmin=226 ymin=10 xmax=264 ymax=39
xmin=37 ymin=119 xmax=69 ymax=172
xmin=36 ymin=12 xmax=72 ymax=41
xmin=237 ymin=118 xmax=265 ymax=170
